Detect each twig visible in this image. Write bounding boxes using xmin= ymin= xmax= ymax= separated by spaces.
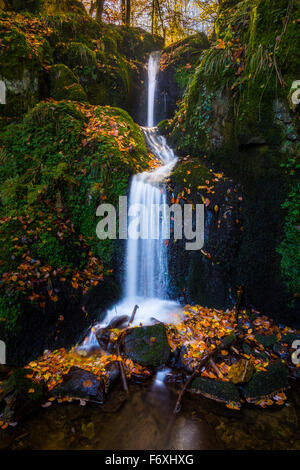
xmin=117 ymin=345 xmax=129 ymax=396
xmin=173 ymin=345 xmax=225 ymax=414
xmin=234 ymin=285 xmax=244 ymax=328
xmin=209 ymin=358 xmax=222 ymax=378
xmin=129 ymin=305 xmax=139 ymax=324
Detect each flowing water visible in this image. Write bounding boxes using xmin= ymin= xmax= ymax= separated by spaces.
xmin=84 ymin=52 xmax=181 ymax=347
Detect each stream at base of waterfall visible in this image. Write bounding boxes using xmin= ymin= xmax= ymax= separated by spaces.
xmin=83 ymin=52 xmax=182 ymax=348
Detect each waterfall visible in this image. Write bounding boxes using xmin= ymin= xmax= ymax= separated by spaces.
xmin=147 ymin=51 xmax=161 ymax=127
xmin=82 ymin=51 xmax=181 ymax=347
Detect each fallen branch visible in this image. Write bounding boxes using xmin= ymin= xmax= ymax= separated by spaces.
xmin=209 ymin=358 xmax=222 ymax=378
xmin=174 ymin=343 xmax=226 ymax=414
xmin=129 ymin=305 xmax=139 ymax=325
xmin=117 ymin=345 xmax=129 ymax=396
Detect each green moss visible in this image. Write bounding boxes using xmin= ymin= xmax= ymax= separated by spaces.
xmin=0 ymin=15 xmax=53 ymax=117
xmin=254 ymin=334 xmax=278 ymax=348
xmin=0 ymin=100 xmax=149 ymax=328
xmin=171 ymin=160 xmax=211 ymax=197
xmin=124 ymin=324 xmax=171 ymax=367
xmin=57 ymin=41 xmax=97 ymax=70
xmin=244 ymin=360 xmax=289 ymax=401
xmin=190 ymin=377 xmax=240 ymax=404
xmin=49 ymin=63 xmax=79 ymax=100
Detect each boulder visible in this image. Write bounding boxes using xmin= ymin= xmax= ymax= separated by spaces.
xmin=52 ymin=366 xmax=105 ymax=403
xmin=49 ymin=64 xmax=87 ymax=102
xmin=189 ymin=377 xmax=240 ymax=405
xmin=0 ymin=368 xmax=46 ymax=422
xmin=228 ymin=359 xmax=255 ymax=385
xmin=105 ymin=361 xmax=120 ymax=391
xmin=244 ymin=360 xmax=289 ymax=403
xmin=123 ymin=324 xmax=171 ymax=367
xmin=255 ymin=334 xmax=278 ymax=348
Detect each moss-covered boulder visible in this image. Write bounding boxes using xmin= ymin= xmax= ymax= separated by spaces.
xmin=0 ymin=368 xmax=46 ymax=422
xmin=0 ymin=100 xmax=149 ymax=365
xmin=123 ymin=324 xmax=171 ymax=367
xmin=255 ymin=334 xmax=278 ymax=348
xmin=189 ymin=377 xmax=240 ymax=405
xmin=0 ymin=13 xmax=53 ymax=117
xmin=244 ymin=360 xmax=289 ymax=403
xmin=49 ymin=64 xmax=87 ymax=102
xmin=0 ymin=11 xmax=162 ymax=121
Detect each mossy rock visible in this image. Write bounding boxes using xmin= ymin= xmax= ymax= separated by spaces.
xmin=66 ymin=83 xmax=88 ymax=102
xmin=0 ymin=368 xmax=46 ymax=422
xmin=157 ymin=120 xmax=171 ymax=135
xmin=123 ymin=324 xmax=171 ymax=367
xmin=222 ymin=334 xmax=236 ymax=348
xmin=171 ymin=160 xmax=211 ymax=197
xmin=281 ymin=333 xmax=300 ymax=346
xmin=244 ymin=360 xmax=289 ymax=403
xmin=49 ymin=64 xmax=84 ymax=101
xmin=255 ymin=334 xmax=278 ymax=348
xmin=0 ymin=18 xmax=52 ymax=117
xmin=0 ymin=100 xmax=149 ymax=343
xmin=56 ymin=42 xmax=97 ymax=70
xmin=49 ymin=64 xmax=88 ymax=101
xmin=189 ymin=377 xmax=240 ymax=405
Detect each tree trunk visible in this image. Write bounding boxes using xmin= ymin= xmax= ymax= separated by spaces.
xmin=125 ymin=0 xmax=131 ymax=25
xmin=96 ymin=0 xmax=105 ymax=21
xmin=151 ymin=0 xmax=158 ymax=35
xmin=121 ymin=0 xmax=126 ymax=24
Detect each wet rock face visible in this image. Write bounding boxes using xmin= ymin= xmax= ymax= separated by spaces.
xmin=123 ymin=324 xmax=171 ymax=367
xmin=155 ymin=33 xmax=210 ymax=123
xmin=52 ymin=367 xmax=105 ymax=403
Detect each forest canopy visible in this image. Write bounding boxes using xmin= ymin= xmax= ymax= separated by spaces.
xmin=83 ymin=0 xmax=218 ymax=44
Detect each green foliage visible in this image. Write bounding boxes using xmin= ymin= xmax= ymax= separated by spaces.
xmin=277 ymin=156 xmax=300 ymax=295
xmin=0 ymin=292 xmax=21 ymax=330
xmin=171 ymin=0 xmax=300 ymax=156
xmin=0 ymin=100 xmax=149 ymax=329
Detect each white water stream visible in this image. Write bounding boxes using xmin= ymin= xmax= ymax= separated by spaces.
xmin=83 ymin=52 xmax=181 ymax=347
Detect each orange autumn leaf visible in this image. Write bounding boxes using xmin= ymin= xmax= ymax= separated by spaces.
xmin=83 ymin=380 xmax=93 ymax=388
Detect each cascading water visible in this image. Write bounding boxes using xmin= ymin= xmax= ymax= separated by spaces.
xmin=83 ymin=52 xmax=181 ymax=347
xmin=125 ymin=128 xmax=177 ymax=301
xmin=147 ymin=51 xmax=161 ymax=127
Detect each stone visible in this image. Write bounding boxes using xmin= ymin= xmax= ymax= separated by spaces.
xmin=123 ymin=324 xmax=171 ymax=367
xmin=244 ymin=360 xmax=289 ymax=403
xmin=228 ymin=359 xmax=255 ymax=384
xmin=255 ymin=334 xmax=278 ymax=348
xmin=52 ymin=367 xmax=105 ymax=403
xmin=189 ymin=377 xmax=241 ymax=405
